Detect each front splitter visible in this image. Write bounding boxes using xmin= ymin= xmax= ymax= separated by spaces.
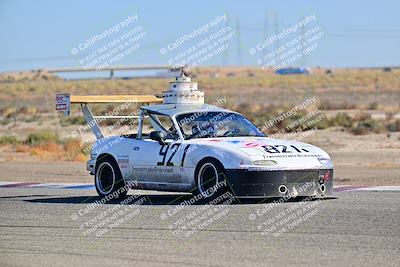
xmin=224 ymin=169 xmax=333 ymax=198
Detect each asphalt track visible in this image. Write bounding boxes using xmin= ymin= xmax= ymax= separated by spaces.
xmin=0 ymin=186 xmax=399 ymax=267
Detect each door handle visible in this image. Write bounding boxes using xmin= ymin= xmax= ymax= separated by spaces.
xmin=133 ymin=146 xmax=139 ymax=151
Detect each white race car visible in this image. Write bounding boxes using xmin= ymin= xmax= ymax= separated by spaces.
xmin=57 ymin=71 xmax=333 ymax=200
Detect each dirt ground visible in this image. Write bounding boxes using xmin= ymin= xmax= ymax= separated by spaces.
xmin=303 ymin=128 xmax=400 ymax=186
xmin=0 ymin=128 xmax=399 ymax=186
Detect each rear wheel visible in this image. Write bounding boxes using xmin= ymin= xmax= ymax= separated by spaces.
xmin=95 ymin=156 xmax=127 ymax=200
xmin=194 ymin=158 xmax=231 ymax=201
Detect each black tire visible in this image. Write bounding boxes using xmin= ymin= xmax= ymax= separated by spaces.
xmin=194 ymin=158 xmax=231 ymax=202
xmin=95 ymin=156 xmax=127 ymax=200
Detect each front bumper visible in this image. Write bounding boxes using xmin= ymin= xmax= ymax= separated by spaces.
xmin=225 ymin=169 xmax=333 ymax=198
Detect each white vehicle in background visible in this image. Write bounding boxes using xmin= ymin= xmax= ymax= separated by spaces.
xmin=56 ymin=69 xmax=333 ymax=200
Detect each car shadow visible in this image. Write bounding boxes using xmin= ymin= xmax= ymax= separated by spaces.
xmin=25 ymin=194 xmax=337 ymax=205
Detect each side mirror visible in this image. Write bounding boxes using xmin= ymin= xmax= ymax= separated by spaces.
xmin=149 ymin=131 xmax=166 ymax=145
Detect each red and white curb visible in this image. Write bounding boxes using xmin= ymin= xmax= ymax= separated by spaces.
xmin=1 ymin=182 xmax=400 ymax=192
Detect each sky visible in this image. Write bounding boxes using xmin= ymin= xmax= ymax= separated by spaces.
xmin=0 ymin=0 xmax=399 ymax=73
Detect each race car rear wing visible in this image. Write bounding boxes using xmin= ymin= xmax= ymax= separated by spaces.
xmin=56 ymin=93 xmax=162 ymax=139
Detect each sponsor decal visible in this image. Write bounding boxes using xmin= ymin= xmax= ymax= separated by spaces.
xmin=132 ymin=166 xmax=175 ymax=174
xmin=244 ymin=141 xmax=264 ymax=147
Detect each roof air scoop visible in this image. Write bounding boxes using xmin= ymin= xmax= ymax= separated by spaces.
xmin=162 ymin=68 xmax=204 ymax=104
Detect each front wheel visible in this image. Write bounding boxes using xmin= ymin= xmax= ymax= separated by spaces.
xmin=194 ymin=158 xmax=231 ymax=201
xmin=95 ymin=156 xmax=127 ymax=200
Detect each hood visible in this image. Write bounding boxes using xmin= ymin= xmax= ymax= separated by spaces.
xmin=192 ymin=136 xmax=332 ymax=170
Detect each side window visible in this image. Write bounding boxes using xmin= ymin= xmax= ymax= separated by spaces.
xmin=149 ymin=114 xmax=179 ymax=140
xmin=140 ymin=115 xmax=156 ymax=138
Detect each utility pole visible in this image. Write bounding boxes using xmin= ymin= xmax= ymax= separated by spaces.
xmin=300 ymin=16 xmax=306 ymax=67
xmin=263 ymin=10 xmax=268 ymax=41
xmin=222 ymin=12 xmax=230 ymax=66
xmin=236 ymin=16 xmax=242 ymax=66
xmin=263 ymin=10 xmax=268 ymax=101
xmin=375 ymin=74 xmax=380 ymax=105
xmin=274 ymin=12 xmax=279 ymax=67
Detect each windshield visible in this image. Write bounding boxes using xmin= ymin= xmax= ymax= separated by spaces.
xmin=176 ymin=111 xmax=265 ymax=140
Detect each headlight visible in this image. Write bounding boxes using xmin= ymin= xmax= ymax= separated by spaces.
xmin=318 ymin=158 xmax=332 ymax=166
xmin=253 ymin=160 xmax=277 ymax=166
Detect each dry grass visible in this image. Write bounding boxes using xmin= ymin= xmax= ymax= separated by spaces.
xmin=12 ymin=136 xmax=88 ymax=162
xmin=0 ymin=68 xmax=399 ymax=112
xmin=15 ymin=142 xmax=88 ymax=162
xmin=0 ymin=67 xmax=399 ymax=155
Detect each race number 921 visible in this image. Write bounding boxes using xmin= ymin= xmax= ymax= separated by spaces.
xmin=262 ymin=145 xmax=310 ymax=154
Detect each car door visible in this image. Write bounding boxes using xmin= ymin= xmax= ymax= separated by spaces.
xmin=129 ymin=111 xmax=184 ymax=185
xmin=131 ymin=139 xmax=184 ymax=184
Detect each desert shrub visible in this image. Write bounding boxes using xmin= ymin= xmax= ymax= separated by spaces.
xmin=291 ymin=111 xmax=331 ymax=130
xmin=64 ymin=138 xmax=87 ymax=154
xmin=281 ymin=111 xmax=308 ymax=131
xmin=253 ymin=113 xmax=279 ymax=134
xmin=63 ymin=138 xmax=89 ymax=160
xmin=319 ymin=101 xmax=357 ymax=110
xmin=0 ymin=135 xmax=20 ymax=145
xmin=0 ymin=107 xmax=16 ymax=118
xmin=353 ymin=112 xmax=371 ymax=122
xmin=17 ymin=106 xmax=38 ymax=115
xmin=351 ymin=118 xmax=385 ymax=135
xmin=25 ymin=130 xmax=60 ymax=145
xmin=333 ymin=112 xmax=353 ymax=128
xmin=15 ymin=137 xmax=88 ymax=162
xmin=387 ymin=120 xmax=400 ymax=132
xmin=30 ymin=142 xmax=62 ymax=155
xmin=256 ymin=108 xmax=334 ymax=133
xmin=351 ymin=122 xmax=369 ymax=135
xmin=314 ymin=116 xmax=331 ymax=129
xmin=370 ymin=119 xmax=386 ymax=133
xmin=15 ymin=144 xmax=30 ymax=153
xmin=368 ymin=102 xmax=379 ymax=110
xmin=0 ymin=118 xmax=12 ymax=125
xmin=99 ymin=119 xmax=117 ymax=126
xmin=60 ymin=115 xmax=86 ymax=126
xmin=23 ymin=115 xmax=41 ymax=123
xmin=236 ymin=102 xmax=252 ymax=115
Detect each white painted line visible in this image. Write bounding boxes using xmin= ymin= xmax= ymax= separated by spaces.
xmin=0 ymin=182 xmax=19 ymax=186
xmin=348 ymin=186 xmax=400 ymax=192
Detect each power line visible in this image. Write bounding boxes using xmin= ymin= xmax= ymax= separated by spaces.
xmin=240 ymin=24 xmax=400 ymax=33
